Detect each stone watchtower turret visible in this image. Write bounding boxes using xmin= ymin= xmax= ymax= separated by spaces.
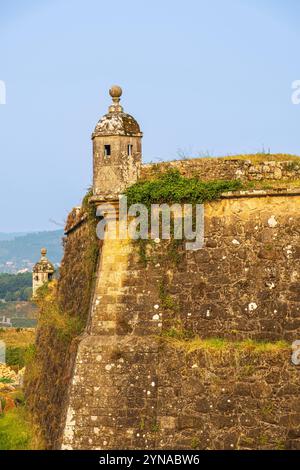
xmin=92 ymin=86 xmax=143 ymax=201
xmin=32 ymin=248 xmax=55 ymax=297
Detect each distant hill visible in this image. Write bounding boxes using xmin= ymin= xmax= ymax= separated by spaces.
xmin=0 ymin=230 xmax=64 ymax=273
xmin=0 ymin=232 xmax=27 ymax=241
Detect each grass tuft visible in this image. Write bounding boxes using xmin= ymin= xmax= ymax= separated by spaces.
xmin=161 ymin=333 xmax=289 ymax=355
xmin=224 ymin=153 xmax=300 ymax=163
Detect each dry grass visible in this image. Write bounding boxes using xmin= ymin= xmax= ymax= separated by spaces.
xmin=245 ymin=178 xmax=300 ymax=190
xmin=0 ymin=329 xmax=35 ymax=348
xmin=162 ymin=153 xmax=300 ymax=164
xmin=34 ymin=281 xmax=84 ymax=341
xmin=161 ymin=335 xmax=289 ymax=355
xmin=223 ymin=153 xmax=300 ymax=163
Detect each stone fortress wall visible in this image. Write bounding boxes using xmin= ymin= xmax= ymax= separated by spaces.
xmin=141 ymin=156 xmax=300 ymax=182
xmin=58 ymin=157 xmax=300 ymax=451
xmin=27 ymin=86 xmax=300 ymax=450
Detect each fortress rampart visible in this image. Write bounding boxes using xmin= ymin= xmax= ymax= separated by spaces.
xmin=57 ymin=182 xmax=300 ymax=450
xmin=141 ymin=157 xmax=300 ymax=182
xmin=26 ymin=87 xmax=300 ymax=450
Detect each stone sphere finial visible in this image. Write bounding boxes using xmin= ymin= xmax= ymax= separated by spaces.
xmin=109 ymin=85 xmax=122 ymax=100
xmin=41 ymin=248 xmax=47 ymax=257
xmin=108 ymin=85 xmax=123 ymax=113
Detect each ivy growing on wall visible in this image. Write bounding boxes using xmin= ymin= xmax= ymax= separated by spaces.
xmin=125 ymin=169 xmax=243 ymax=207
xmin=125 ymin=170 xmax=242 ymax=265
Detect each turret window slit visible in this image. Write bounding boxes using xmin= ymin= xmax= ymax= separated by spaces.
xmin=104 ymin=145 xmax=111 ymax=158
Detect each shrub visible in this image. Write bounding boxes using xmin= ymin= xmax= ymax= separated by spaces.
xmin=125 ymin=169 xmax=242 ymax=208
xmin=6 ymin=346 xmax=31 ymax=368
xmin=0 ymin=377 xmax=14 ymax=384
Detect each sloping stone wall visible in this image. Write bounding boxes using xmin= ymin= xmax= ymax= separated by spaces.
xmin=25 ymin=212 xmax=100 ymax=449
xmin=60 ymin=190 xmax=300 ymax=450
xmin=61 ymin=219 xmax=161 ymax=449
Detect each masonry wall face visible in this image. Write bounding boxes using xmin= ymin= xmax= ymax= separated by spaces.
xmin=165 ymin=194 xmax=300 ymax=342
xmin=60 ymin=192 xmax=300 ymax=450
xmin=156 ymin=346 xmax=300 ymax=450
xmin=141 ymin=158 xmax=300 ymax=182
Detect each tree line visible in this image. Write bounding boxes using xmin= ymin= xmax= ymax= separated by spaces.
xmin=0 ymin=273 xmax=32 ymax=302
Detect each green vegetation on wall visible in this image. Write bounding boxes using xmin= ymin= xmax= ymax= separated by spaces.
xmin=58 ymin=188 xmax=99 ymax=321
xmin=126 ymin=170 xmax=242 ymax=265
xmin=125 ymin=169 xmax=243 ymax=207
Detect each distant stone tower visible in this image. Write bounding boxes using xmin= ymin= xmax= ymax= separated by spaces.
xmin=32 ymin=248 xmax=55 ymax=297
xmin=92 ymin=86 xmax=143 ymax=200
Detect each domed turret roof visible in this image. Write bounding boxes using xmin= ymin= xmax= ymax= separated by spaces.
xmin=33 ymin=248 xmax=55 ymax=273
xmin=92 ymin=86 xmax=142 ymax=138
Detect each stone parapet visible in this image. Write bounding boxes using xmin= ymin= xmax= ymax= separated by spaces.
xmin=141 ymin=158 xmax=300 ymax=182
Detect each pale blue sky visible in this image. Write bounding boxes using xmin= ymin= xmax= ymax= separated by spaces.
xmin=0 ymin=0 xmax=299 ymax=232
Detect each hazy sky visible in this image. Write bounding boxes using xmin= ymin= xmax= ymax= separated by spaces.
xmin=0 ymin=0 xmax=299 ymax=232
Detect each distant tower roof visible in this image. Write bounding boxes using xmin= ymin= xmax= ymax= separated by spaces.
xmin=92 ymin=86 xmax=142 ymax=138
xmin=33 ymin=248 xmax=55 ymax=274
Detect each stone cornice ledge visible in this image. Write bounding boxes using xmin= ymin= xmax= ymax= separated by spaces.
xmin=221 ymin=187 xmax=300 ymax=199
